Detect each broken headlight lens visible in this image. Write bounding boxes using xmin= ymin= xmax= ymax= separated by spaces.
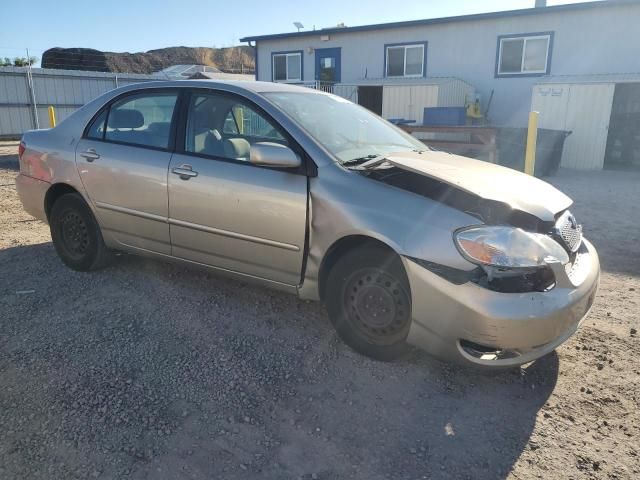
xmin=454 ymin=226 xmax=569 ymax=268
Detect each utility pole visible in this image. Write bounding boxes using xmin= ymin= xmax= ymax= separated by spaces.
xmin=26 ymin=48 xmax=40 ymax=129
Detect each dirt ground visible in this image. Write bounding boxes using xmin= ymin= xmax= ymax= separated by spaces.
xmin=0 ymin=140 xmax=638 ymax=480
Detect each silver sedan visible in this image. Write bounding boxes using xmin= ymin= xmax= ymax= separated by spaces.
xmin=16 ymin=80 xmax=599 ymax=367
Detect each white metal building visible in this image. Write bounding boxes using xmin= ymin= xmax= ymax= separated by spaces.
xmin=242 ymin=0 xmax=640 ymax=169
xmin=532 ymin=74 xmax=640 ymax=170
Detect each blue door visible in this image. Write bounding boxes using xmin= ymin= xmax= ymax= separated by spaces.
xmin=315 ymin=48 xmax=341 ymax=83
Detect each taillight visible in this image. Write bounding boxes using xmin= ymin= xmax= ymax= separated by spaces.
xmin=18 ymin=141 xmax=26 ymax=160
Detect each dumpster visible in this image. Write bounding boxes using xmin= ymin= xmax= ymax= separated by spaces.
xmin=423 ymin=107 xmax=467 ymax=126
xmin=496 ymin=128 xmax=572 ymax=177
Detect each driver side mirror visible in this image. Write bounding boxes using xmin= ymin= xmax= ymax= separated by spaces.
xmin=250 ymin=142 xmax=301 ymax=168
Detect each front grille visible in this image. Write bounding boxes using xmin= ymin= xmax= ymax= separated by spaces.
xmin=554 ymin=210 xmax=582 ymax=253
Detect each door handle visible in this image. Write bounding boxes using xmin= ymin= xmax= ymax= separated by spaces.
xmin=80 ymin=149 xmax=100 ymax=162
xmin=172 ymin=164 xmax=198 ymax=180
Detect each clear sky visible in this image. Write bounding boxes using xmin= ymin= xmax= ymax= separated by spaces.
xmin=0 ymin=0 xmax=597 ymax=64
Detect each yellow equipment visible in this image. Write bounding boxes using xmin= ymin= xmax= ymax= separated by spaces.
xmin=466 ymin=97 xmax=483 ymax=119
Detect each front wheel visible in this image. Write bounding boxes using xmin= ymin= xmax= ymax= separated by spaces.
xmin=49 ymin=193 xmax=113 ymax=271
xmin=325 ymin=246 xmax=412 ymax=361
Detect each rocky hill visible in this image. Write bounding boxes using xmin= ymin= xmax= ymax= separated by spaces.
xmin=41 ymin=46 xmax=255 ymax=74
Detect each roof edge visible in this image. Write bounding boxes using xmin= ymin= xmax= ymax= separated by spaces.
xmin=240 ymin=0 xmax=634 ymax=43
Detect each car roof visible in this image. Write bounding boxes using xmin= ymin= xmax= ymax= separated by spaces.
xmin=123 ymin=80 xmax=313 ymax=95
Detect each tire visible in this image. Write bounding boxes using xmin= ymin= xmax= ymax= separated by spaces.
xmin=49 ymin=193 xmax=113 ymax=271
xmin=325 ymin=245 xmax=412 ymax=361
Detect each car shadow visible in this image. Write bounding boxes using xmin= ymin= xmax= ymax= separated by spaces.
xmin=0 ymin=148 xmax=19 ymax=171
xmin=393 ymin=348 xmax=559 ymax=478
xmin=0 ymin=242 xmax=559 ymax=479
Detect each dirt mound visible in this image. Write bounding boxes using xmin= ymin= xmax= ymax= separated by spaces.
xmin=41 ymin=46 xmax=255 ymax=74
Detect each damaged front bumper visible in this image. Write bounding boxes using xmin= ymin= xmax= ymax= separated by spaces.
xmin=402 ymin=239 xmax=600 ymax=368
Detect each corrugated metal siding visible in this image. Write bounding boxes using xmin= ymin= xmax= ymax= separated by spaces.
xmin=0 ymin=67 xmax=157 ymax=136
xmin=329 ymin=78 xmax=471 ymax=114
xmin=355 ymin=76 xmax=469 ymax=87
xmin=382 ymin=85 xmax=439 ymax=121
xmin=536 ymin=73 xmax=640 ymax=85
xmin=437 ymin=79 xmax=475 ymax=107
xmin=31 ymin=75 xmax=116 ymax=106
xmin=0 ymin=106 xmax=32 ymax=135
xmin=561 ymin=84 xmax=614 ymax=170
xmin=532 ymin=82 xmax=614 ymax=169
xmin=531 ymin=84 xmax=570 ymax=130
xmin=332 ymin=84 xmax=358 ymax=102
xmin=0 ymin=73 xmax=31 ymax=104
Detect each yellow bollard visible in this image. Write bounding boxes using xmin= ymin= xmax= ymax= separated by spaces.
xmin=48 ymin=105 xmax=57 ymax=128
xmin=524 ymin=111 xmax=538 ymax=176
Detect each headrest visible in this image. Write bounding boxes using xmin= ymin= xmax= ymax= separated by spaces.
xmin=224 ymin=138 xmax=251 ymax=160
xmin=109 ymin=109 xmax=144 ymax=129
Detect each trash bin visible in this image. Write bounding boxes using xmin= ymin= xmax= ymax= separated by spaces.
xmin=537 ymin=129 xmax=572 ymax=176
xmin=496 ymin=128 xmax=572 ymax=177
xmin=496 ymin=127 xmax=527 ymax=171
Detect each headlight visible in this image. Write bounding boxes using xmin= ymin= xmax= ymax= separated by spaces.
xmin=454 ymin=226 xmax=569 ymax=268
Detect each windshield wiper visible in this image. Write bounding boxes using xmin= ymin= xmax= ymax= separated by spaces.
xmin=342 ymin=148 xmax=428 ymax=167
xmin=341 ymin=154 xmax=392 ymax=170
xmin=341 ymin=154 xmax=384 ymax=166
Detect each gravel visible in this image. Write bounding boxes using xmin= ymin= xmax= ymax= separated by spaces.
xmin=1 ymin=141 xmax=639 ymax=479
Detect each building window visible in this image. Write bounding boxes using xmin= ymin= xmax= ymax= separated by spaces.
xmin=272 ymin=52 xmax=302 ymax=82
xmin=497 ymin=33 xmax=553 ymax=77
xmin=385 ymin=43 xmax=426 ymax=78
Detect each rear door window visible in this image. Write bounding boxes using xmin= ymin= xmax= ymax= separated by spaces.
xmin=103 ymin=92 xmax=178 ymax=149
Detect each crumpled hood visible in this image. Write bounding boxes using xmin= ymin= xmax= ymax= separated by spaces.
xmin=384 ymin=150 xmax=572 ymax=222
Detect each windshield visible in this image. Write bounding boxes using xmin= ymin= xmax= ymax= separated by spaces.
xmin=263 ymin=91 xmax=426 ymax=163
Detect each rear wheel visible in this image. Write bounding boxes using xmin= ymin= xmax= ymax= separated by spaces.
xmin=326 ymin=246 xmax=412 ymax=361
xmin=49 ymin=193 xmax=113 ymax=271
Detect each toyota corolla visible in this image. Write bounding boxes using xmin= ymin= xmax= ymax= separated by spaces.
xmin=16 ymin=81 xmax=599 ymax=367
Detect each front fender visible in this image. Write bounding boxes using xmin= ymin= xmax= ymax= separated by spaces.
xmin=298 ymin=163 xmax=478 ymax=300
